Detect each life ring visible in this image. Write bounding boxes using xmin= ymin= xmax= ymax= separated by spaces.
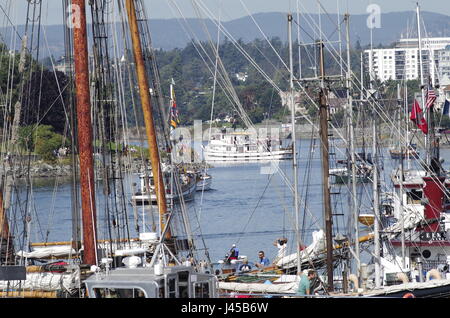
xmin=402 ymin=292 xmax=415 ymax=298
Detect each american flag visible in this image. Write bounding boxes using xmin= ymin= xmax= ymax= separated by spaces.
xmin=425 ymin=84 xmax=436 ymax=109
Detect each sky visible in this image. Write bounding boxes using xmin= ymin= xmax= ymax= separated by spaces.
xmin=0 ymin=0 xmax=449 ymax=26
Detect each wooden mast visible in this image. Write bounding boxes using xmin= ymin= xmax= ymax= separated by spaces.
xmin=125 ymin=0 xmax=171 ymax=240
xmin=287 ymin=13 xmax=301 ymax=275
xmin=318 ymin=40 xmax=334 ymax=291
xmin=72 ymin=0 xmax=97 ymax=265
xmin=0 ymin=189 xmax=13 ymax=263
xmin=344 ymin=14 xmax=361 ymax=283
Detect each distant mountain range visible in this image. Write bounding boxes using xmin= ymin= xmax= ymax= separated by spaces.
xmin=3 ymin=10 xmax=450 ymax=58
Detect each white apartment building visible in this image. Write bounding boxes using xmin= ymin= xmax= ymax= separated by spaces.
xmin=438 ymin=45 xmax=450 ymax=86
xmin=364 ymin=37 xmax=450 ymax=85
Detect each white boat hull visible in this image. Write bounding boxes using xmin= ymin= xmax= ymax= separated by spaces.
xmin=196 ymin=176 xmax=212 ymax=191
xmin=204 ymin=149 xmax=293 ymax=162
xmin=132 ymin=181 xmax=197 ymax=205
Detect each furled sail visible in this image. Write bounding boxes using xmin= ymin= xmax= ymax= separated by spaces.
xmin=276 ymin=230 xmax=326 ymax=269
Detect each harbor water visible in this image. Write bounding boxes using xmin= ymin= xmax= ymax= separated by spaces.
xmin=14 ymin=138 xmax=448 ymax=268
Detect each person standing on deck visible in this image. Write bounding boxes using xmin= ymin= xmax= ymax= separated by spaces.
xmin=229 ymin=244 xmax=239 ymax=260
xmin=273 ymin=238 xmax=288 ymax=264
xmin=255 ymin=251 xmax=270 ymax=269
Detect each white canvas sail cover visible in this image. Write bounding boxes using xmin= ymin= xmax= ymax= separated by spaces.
xmin=16 ymin=246 xmax=76 ymax=259
xmin=16 ymin=240 xmax=151 ymax=259
xmin=276 ymin=230 xmax=326 ymax=269
xmin=0 ymin=268 xmax=80 ymax=292
xmin=218 ymin=281 xmax=298 ymax=294
xmin=383 ymin=205 xmax=423 ymax=239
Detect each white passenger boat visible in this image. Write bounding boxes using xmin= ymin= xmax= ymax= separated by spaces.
xmin=203 ymin=129 xmax=293 ymax=163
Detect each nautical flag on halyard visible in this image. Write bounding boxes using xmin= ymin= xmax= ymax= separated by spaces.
xmin=425 ymin=84 xmax=437 ymax=109
xmin=443 ymin=99 xmax=450 ymax=117
xmin=170 ymin=79 xmax=180 ymax=129
xmin=410 ymin=99 xmax=428 ymax=134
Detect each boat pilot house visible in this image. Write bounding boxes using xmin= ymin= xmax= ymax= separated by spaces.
xmin=84 ymin=266 xmax=217 ymax=298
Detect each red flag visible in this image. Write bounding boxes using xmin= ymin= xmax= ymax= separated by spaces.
xmin=410 ymin=99 xmax=428 ymax=134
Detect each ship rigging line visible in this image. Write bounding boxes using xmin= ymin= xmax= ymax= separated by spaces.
xmin=18 ymin=0 xmax=45 ymax=257
xmin=292 ymin=2 xmax=450 ymax=216
xmin=176 ymin=1 xmax=448 ymax=260
xmin=170 ymin=1 xmax=294 ymax=183
xmin=294 ymin=1 xmax=436 ymax=178
xmin=234 ymin=169 xmax=275 ymax=247
xmin=189 ymin=0 xmax=349 ymax=163
xmin=173 ymin=0 xmax=327 ymax=234
xmin=186 ymin=1 xmax=356 ymax=235
xmin=197 ymin=0 xmax=222 ymax=222
xmin=132 ymin=0 xmax=202 ymax=257
xmin=0 ymin=3 xmax=22 ymax=41
xmin=260 ymin=0 xmax=447 ymax=260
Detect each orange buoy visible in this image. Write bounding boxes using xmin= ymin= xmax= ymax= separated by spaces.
xmin=403 ymin=292 xmax=415 ymax=298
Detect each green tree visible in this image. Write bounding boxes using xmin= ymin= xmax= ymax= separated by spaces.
xmin=33 ymin=125 xmax=64 ymax=162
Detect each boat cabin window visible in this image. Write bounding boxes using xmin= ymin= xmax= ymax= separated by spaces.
xmin=158 ymin=285 xmax=165 ymax=298
xmin=178 ymin=271 xmax=190 ymax=298
xmin=93 ymin=287 xmax=146 ymax=298
xmin=406 ymin=189 xmax=422 ymax=204
xmin=193 ymin=281 xmax=210 ymax=298
xmin=167 ymin=275 xmax=177 ymax=298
